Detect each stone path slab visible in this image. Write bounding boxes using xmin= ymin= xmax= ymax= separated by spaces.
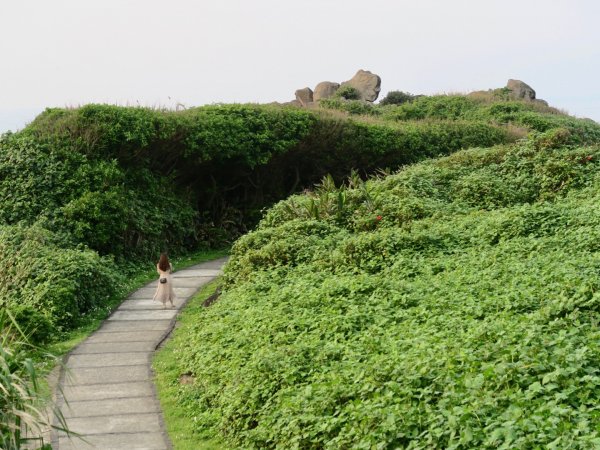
xmin=67 ymin=352 xmax=151 ymax=368
xmin=71 ymin=341 xmax=157 ymax=354
xmin=52 ymin=257 xmax=227 ymax=449
xmin=129 ymin=286 xmax=198 ymax=299
xmin=63 ymin=397 xmax=159 ymax=418
xmin=64 ymin=365 xmax=151 ymax=385
xmin=57 ymin=432 xmax=168 ymax=450
xmin=62 ymin=382 xmax=155 ymax=402
xmin=85 ymin=330 xmax=166 ymax=343
xmin=108 ymin=310 xmax=179 ymax=321
xmin=172 ymin=269 xmax=222 ymax=277
xmin=95 ymin=320 xmax=173 ymax=332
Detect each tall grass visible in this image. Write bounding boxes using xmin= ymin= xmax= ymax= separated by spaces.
xmin=0 ymin=311 xmax=70 ymax=449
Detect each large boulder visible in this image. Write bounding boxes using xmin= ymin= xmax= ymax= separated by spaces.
xmin=341 ymin=70 xmax=381 ymax=102
xmin=295 ymin=87 xmax=314 ymax=106
xmin=314 ymin=81 xmax=340 ymax=101
xmin=507 ymin=79 xmax=536 ymax=101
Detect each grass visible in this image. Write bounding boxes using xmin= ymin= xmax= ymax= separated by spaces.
xmin=153 ymin=279 xmax=230 ymax=450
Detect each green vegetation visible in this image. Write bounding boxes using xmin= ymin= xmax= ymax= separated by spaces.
xmin=334 ymin=85 xmax=361 ymax=100
xmin=3 ymin=87 xmax=600 ymax=447
xmin=153 ymin=280 xmax=229 ymax=450
xmin=158 ymin=104 xmax=600 ymax=447
xmin=0 ymin=100 xmax=519 ymax=340
xmin=380 ymin=90 xmax=415 ymax=106
xmin=0 ymin=311 xmax=69 ymax=449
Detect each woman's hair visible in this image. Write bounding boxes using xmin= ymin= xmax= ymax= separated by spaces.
xmin=158 ymin=253 xmax=170 ymax=272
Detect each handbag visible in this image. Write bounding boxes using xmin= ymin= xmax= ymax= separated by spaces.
xmin=159 ymin=277 xmax=168 ymax=284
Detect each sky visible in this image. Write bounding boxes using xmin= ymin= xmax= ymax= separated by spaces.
xmin=1 ymin=0 xmax=599 ymax=132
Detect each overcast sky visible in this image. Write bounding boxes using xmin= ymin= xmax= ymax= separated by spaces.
xmin=1 ymin=0 xmax=599 ymax=132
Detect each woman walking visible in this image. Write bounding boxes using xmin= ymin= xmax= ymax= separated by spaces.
xmin=153 ymin=253 xmax=176 ymax=308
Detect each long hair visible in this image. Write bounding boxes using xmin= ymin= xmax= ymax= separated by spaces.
xmin=158 ymin=253 xmax=170 ymax=272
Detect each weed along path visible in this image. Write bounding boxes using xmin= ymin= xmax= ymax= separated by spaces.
xmin=51 ymin=257 xmax=228 ymax=450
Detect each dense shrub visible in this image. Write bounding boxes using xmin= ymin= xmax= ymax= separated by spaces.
xmin=0 ymin=224 xmax=120 ymax=333
xmin=3 ymin=96 xmax=598 ymax=343
xmin=25 ymin=104 xmax=317 ymax=166
xmin=334 ymin=85 xmax=361 ymax=100
xmin=12 ymin=103 xmax=517 ymax=248
xmin=164 ymin=128 xmax=600 ymax=447
xmin=318 ymin=98 xmax=379 ymax=116
xmin=379 ymin=95 xmax=480 ymax=121
xmin=379 ymin=90 xmax=415 ymax=106
xmin=0 ymin=133 xmax=197 ymax=258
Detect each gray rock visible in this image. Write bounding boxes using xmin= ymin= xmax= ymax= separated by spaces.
xmin=507 ymin=79 xmax=536 ymax=100
xmin=295 ymin=87 xmax=314 ymax=106
xmin=534 ymin=98 xmax=549 ymax=107
xmin=341 ymin=70 xmax=382 ymax=102
xmin=314 ymin=81 xmax=340 ymax=101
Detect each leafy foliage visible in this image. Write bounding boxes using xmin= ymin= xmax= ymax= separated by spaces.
xmin=318 ymin=98 xmax=379 ymax=116
xmin=379 ymin=90 xmax=415 ymax=106
xmin=8 ymin=87 xmax=600 ymax=446
xmin=2 ymin=93 xmax=600 ymax=358
xmin=0 ymin=224 xmax=120 ymax=333
xmin=334 ymin=85 xmax=361 ymax=100
xmin=163 ymin=123 xmax=600 ymax=447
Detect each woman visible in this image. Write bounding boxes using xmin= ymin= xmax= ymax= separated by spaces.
xmin=152 ymin=253 xmax=176 ymax=308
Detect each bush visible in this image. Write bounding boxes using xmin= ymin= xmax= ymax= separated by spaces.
xmin=318 ymin=98 xmax=379 ymax=116
xmin=7 ymin=306 xmax=54 ymax=345
xmin=334 ymin=85 xmax=361 ymax=100
xmin=10 ymin=103 xmax=519 ymax=254
xmin=0 ymin=224 xmax=121 ymax=336
xmin=4 ymin=97 xmax=599 ymax=340
xmin=0 ymin=133 xmax=198 ymax=258
xmin=163 ymin=130 xmax=600 ymax=447
xmin=379 ymin=90 xmax=415 ymax=106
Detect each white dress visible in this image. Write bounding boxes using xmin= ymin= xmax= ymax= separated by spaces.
xmin=153 ymin=263 xmax=176 ymax=307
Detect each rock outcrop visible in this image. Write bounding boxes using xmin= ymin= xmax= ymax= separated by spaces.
xmin=467 ymin=80 xmax=549 ymax=107
xmin=340 ymin=70 xmax=381 ymax=102
xmin=313 ymin=82 xmax=340 ymax=101
xmin=506 ymin=79 xmax=536 ymax=101
xmin=290 ymin=70 xmax=381 ymax=106
xmin=295 ymin=87 xmax=314 ymax=106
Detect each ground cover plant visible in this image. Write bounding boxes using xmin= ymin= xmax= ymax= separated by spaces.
xmin=153 ymin=280 xmax=230 ymax=450
xmin=159 ymin=120 xmax=600 ymax=448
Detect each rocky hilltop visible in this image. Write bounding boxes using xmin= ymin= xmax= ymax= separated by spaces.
xmin=288 ymin=71 xmax=547 ymax=108
xmin=290 ymin=69 xmax=381 ymax=107
xmin=469 ymin=79 xmax=549 ymax=106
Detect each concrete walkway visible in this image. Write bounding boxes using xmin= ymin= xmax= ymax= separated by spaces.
xmin=51 ymin=257 xmax=227 ymax=450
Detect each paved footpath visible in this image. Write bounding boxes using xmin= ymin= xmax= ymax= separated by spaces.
xmin=51 ymin=257 xmax=227 ymax=450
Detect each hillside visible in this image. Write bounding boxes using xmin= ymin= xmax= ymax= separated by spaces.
xmin=157 ymin=101 xmax=600 ymax=447
xmin=2 ymin=88 xmax=600 ymax=447
xmin=0 ymin=96 xmax=530 ymax=339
